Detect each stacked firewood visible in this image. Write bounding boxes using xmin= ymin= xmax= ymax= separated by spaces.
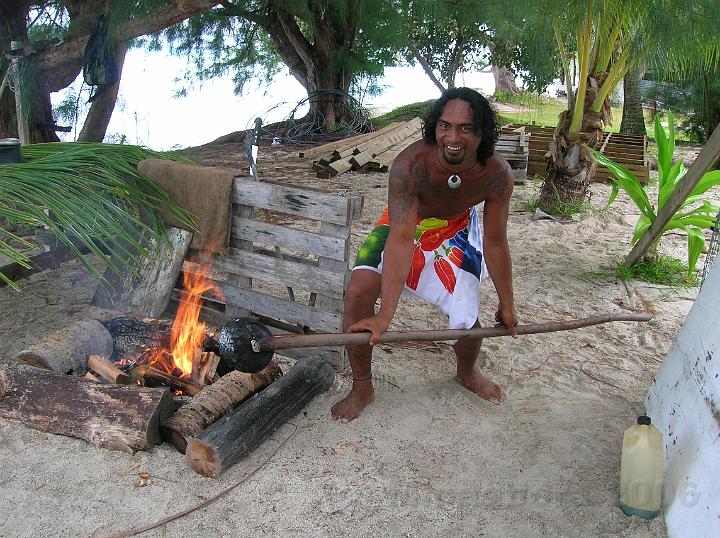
xmin=300 ymin=117 xmax=424 ymax=178
xmin=0 ymin=317 xmax=335 ymax=477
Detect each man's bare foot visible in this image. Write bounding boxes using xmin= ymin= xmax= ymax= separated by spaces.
xmin=331 ymin=380 xmax=374 ymax=422
xmin=456 ymin=370 xmax=502 ymax=403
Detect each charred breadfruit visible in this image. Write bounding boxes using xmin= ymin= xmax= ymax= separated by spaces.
xmin=215 ymin=318 xmax=273 ymax=374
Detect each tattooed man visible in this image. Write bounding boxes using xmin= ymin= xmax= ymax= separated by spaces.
xmin=332 ymin=87 xmax=517 ymax=422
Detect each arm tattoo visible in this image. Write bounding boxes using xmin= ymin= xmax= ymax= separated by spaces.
xmin=388 ymin=166 xmax=418 ymax=223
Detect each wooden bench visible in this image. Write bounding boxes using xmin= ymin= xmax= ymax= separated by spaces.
xmin=495 ymin=126 xmax=530 ymax=171
xmin=171 ymin=176 xmax=363 ymax=370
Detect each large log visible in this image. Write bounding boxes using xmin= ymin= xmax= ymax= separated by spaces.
xmin=14 ymin=319 xmax=113 ymax=374
xmin=162 ymin=361 xmax=283 ymax=453
xmin=0 ymin=360 xmax=173 ymax=452
xmin=186 ymin=356 xmax=335 ymax=477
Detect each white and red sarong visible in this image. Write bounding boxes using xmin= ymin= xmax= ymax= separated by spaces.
xmin=353 ymin=206 xmax=488 ymax=329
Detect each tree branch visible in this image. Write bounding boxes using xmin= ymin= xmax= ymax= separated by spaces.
xmin=408 ymin=42 xmax=445 ymax=94
xmin=39 ymin=0 xmax=220 ymax=88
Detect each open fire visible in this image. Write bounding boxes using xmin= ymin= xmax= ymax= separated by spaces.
xmin=111 ymin=258 xmax=224 ymax=391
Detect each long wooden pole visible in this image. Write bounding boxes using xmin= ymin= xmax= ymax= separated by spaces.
xmin=624 ymin=122 xmax=720 ymax=267
xmin=254 ymin=312 xmax=653 ymax=352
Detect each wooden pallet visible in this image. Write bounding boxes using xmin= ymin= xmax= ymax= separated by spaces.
xmin=503 ymin=124 xmax=649 ymax=184
xmin=170 ymin=177 xmax=363 ymax=370
xmin=495 ymin=126 xmax=529 ymax=171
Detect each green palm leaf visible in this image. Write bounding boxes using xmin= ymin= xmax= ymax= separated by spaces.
xmin=655 ymin=114 xmax=672 ymax=186
xmin=690 ymin=170 xmax=720 ymax=198
xmin=0 ymin=142 xmax=197 ymax=290
xmin=590 ymin=148 xmax=655 ymax=218
xmin=686 ymin=227 xmax=705 ymax=279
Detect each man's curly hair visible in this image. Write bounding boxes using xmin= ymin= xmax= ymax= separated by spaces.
xmin=423 ymin=87 xmax=499 ymax=166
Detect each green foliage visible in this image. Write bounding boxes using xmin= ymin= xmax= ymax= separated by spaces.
xmin=0 ymin=143 xmax=196 ymax=290
xmin=643 ymin=67 xmax=720 ymax=143
xmin=518 ymin=199 xmax=540 ymax=212
xmin=539 ymin=198 xmax=593 ymax=217
xmin=163 ymin=0 xmax=402 ymax=99
xmin=591 ymin=112 xmax=720 ymax=279
xmin=615 ymin=255 xmax=696 ymax=287
xmin=401 ymin=1 xmax=490 ymax=88
xmin=372 ymin=100 xmax=434 ymax=127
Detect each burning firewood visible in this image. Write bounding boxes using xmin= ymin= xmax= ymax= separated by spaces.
xmin=135 ymin=365 xmax=204 ymax=396
xmin=192 ymin=350 xmax=220 ymax=385
xmin=162 ymin=361 xmax=282 ymax=453
xmin=87 ymin=354 xmax=131 ymax=384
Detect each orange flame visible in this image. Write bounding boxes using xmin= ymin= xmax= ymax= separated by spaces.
xmin=169 ymin=262 xmax=222 ymax=377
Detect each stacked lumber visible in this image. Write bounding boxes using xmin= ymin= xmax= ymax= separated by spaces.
xmin=503 ymin=124 xmax=649 ymax=184
xmin=301 ymin=118 xmax=424 ymax=177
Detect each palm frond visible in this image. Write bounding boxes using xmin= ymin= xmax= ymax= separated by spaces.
xmin=0 ymin=142 xmax=198 ymax=290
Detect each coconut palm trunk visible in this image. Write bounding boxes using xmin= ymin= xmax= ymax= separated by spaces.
xmin=537 ymin=3 xmax=631 ymax=213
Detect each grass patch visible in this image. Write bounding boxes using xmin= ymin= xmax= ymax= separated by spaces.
xmin=616 ymin=255 xmax=698 ymax=287
xmin=542 ymin=199 xmax=594 ymax=217
xmin=517 ymin=199 xmax=540 ymax=212
xmin=373 ymin=100 xmax=434 ymax=127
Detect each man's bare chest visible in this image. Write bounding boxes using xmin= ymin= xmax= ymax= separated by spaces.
xmin=416 ymin=169 xmax=500 ymax=218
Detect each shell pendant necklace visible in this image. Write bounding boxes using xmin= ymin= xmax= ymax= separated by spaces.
xmin=436 ymin=149 xmax=478 ymax=189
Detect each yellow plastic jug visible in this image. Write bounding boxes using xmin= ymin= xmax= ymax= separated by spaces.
xmin=619 ymin=415 xmax=664 ymax=519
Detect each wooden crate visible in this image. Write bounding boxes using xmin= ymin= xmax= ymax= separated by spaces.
xmin=171 ymin=177 xmax=363 ymax=370
xmin=503 ymin=124 xmax=650 ymax=184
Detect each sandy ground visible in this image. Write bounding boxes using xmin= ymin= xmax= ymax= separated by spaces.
xmin=0 ymin=144 xmax=699 ymax=537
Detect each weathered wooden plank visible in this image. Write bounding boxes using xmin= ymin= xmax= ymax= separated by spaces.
xmin=349 ymin=120 xmax=423 ymax=169
xmin=219 ymin=282 xmax=343 ymax=330
xmin=328 ymin=158 xmax=354 ymax=176
xmin=231 ymin=217 xmax=347 ymax=260
xmin=212 ymin=250 xmax=344 ymax=297
xmin=351 ymin=118 xmax=422 ymax=155
xmin=225 ymin=200 xmax=253 ymax=318
xmin=333 ymin=122 xmax=404 ymax=158
xmin=0 ymin=241 xmax=92 ymax=288
xmin=298 ymin=125 xmax=397 ymax=159
xmin=233 ymin=178 xmax=352 ymax=226
xmin=91 ymin=227 xmax=192 ymax=318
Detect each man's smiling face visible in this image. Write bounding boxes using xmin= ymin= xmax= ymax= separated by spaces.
xmin=435 ymin=98 xmax=482 ymax=166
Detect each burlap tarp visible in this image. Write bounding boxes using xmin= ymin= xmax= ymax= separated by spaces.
xmin=137 ymin=159 xmax=236 ymax=253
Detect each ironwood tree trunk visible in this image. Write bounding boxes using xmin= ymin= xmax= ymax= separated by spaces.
xmin=620 ymin=68 xmax=646 ymax=136
xmin=78 ymin=43 xmax=128 ymax=142
xmin=408 ymin=43 xmax=446 ymax=94
xmin=493 ymin=65 xmax=520 ymax=97
xmin=0 ymin=0 xmax=59 ymax=142
xmin=253 ymin=3 xmax=360 ymax=128
xmin=0 ymin=0 xmax=219 ymax=143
